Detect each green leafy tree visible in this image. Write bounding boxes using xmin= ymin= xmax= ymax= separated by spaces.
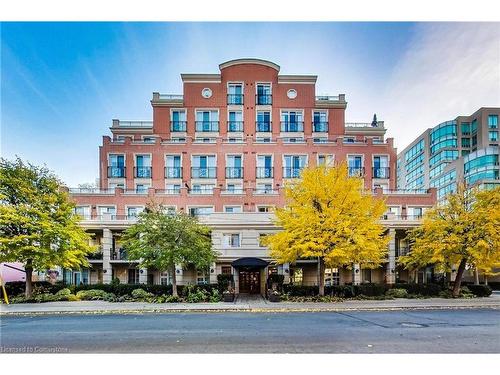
xmin=401 ymin=184 xmax=500 ymax=297
xmin=120 ymin=204 xmax=217 ymax=297
xmin=0 ymin=158 xmax=95 ymax=297
xmin=264 ymin=164 xmax=388 ymax=296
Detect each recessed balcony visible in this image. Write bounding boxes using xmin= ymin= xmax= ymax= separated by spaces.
xmin=256 ymin=94 xmax=272 ymax=105
xmin=280 ymin=122 xmax=304 ymax=132
xmin=372 ymin=167 xmax=390 ymax=179
xmin=191 ymin=167 xmax=217 ymax=179
xmin=134 ymin=166 xmax=152 ymax=178
xmin=256 ymin=167 xmax=274 ymax=178
xmin=256 ymin=122 xmax=272 ymax=132
xmin=313 ymin=122 xmax=329 ymax=132
xmin=165 ymin=167 xmax=183 ymax=179
xmin=107 ymin=166 xmax=126 ymax=178
xmin=195 ymin=121 xmax=219 ymax=132
xmin=348 ymin=167 xmax=365 ymax=177
xmin=170 ymin=121 xmax=187 ymax=132
xmin=227 ymin=121 xmax=244 ymax=132
xmin=227 ymin=94 xmax=244 ymax=105
xmin=225 ymin=167 xmax=244 ymax=179
xmin=283 ymin=167 xmax=303 ymax=179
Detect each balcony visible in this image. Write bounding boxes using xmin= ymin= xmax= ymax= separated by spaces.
xmin=256 ymin=167 xmax=274 ymax=178
xmin=165 ymin=167 xmax=183 ymax=179
xmin=281 ymin=122 xmax=304 ymax=132
xmin=227 ymin=121 xmax=244 ymax=132
xmin=372 ymin=167 xmax=390 ymax=179
xmin=112 ymin=120 xmax=153 ymax=129
xmin=348 ymin=167 xmax=365 ymax=177
xmin=256 ymin=122 xmax=272 ymax=132
xmin=170 ymin=121 xmax=187 ymax=132
xmin=134 ymin=166 xmax=152 ymax=178
xmin=112 ymin=249 xmax=128 ymax=261
xmin=283 ymin=167 xmax=303 ymax=179
xmin=225 ymin=167 xmax=244 ymax=179
xmin=195 ymin=121 xmax=219 ymax=132
xmin=227 ymin=94 xmax=244 ymax=105
xmin=191 ymin=167 xmax=217 ymax=179
xmin=315 ymin=95 xmax=341 ymax=101
xmin=256 ymin=94 xmax=272 ymax=105
xmin=107 ymin=166 xmax=126 ymax=178
xmin=87 ymin=249 xmax=103 ymax=260
xmin=313 ymin=122 xmax=329 ymax=132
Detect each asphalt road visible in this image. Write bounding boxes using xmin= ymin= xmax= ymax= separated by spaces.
xmin=1 ymin=309 xmax=499 ymax=353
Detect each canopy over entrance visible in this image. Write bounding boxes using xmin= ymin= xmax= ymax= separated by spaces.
xmin=231 ymin=257 xmax=269 ymax=268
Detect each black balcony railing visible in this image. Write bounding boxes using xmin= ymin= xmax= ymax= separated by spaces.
xmin=134 ymin=166 xmax=152 ymax=178
xmin=165 ymin=167 xmax=183 ymax=179
xmin=256 ymin=122 xmax=272 ymax=132
xmin=107 ymin=166 xmax=126 ymax=178
xmin=256 ymin=94 xmax=272 ymax=105
xmin=348 ymin=167 xmax=365 ymax=177
xmin=313 ymin=122 xmax=329 ymax=132
xmin=87 ymin=250 xmax=103 ymax=260
xmin=195 ymin=121 xmax=219 ymax=132
xmin=227 ymin=121 xmax=244 ymax=132
xmin=372 ymin=167 xmax=390 ymax=179
xmin=281 ymin=122 xmax=304 ymax=132
xmin=283 ymin=167 xmax=303 ymax=178
xmin=227 ymin=94 xmax=244 ymax=105
xmin=191 ymin=167 xmax=217 ymax=179
xmin=112 ymin=249 xmax=128 ymax=261
xmin=256 ymin=167 xmax=274 ymax=178
xmin=170 ymin=121 xmax=187 ymax=132
xmin=225 ymin=167 xmax=244 ymax=179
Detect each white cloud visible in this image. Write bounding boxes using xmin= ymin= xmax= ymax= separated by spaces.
xmin=378 ymin=22 xmax=500 ymax=152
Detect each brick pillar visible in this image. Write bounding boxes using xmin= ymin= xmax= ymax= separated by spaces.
xmin=353 ymin=264 xmax=361 ymax=285
xmin=102 ymin=228 xmax=113 ymax=284
xmin=386 ymin=228 xmax=396 ymax=284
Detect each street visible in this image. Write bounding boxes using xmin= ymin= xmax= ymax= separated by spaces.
xmin=1 ymin=309 xmax=499 ymax=353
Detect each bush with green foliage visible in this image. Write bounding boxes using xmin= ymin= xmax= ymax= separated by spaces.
xmin=393 ymin=283 xmax=443 ymax=296
xmin=467 ymin=284 xmax=492 ymax=297
xmin=386 ymin=288 xmax=409 ymax=298
xmin=55 ymin=288 xmax=72 ymax=296
xmin=76 ymin=289 xmax=116 ymax=301
xmin=327 ymin=285 xmax=355 ymax=298
xmin=354 ymin=283 xmax=387 ymax=297
xmin=216 ymin=274 xmax=234 ymax=292
xmin=5 ymin=281 xmax=66 ymax=297
xmin=130 ymin=288 xmax=155 ymax=302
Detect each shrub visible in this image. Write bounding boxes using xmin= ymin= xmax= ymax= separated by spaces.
xmin=131 ymin=288 xmax=155 ymax=301
xmin=354 ymin=283 xmax=387 ymax=297
xmin=386 ymin=288 xmax=409 ymax=298
xmin=5 ymin=281 xmax=67 ymax=296
xmin=283 ymin=285 xmax=318 ymax=296
xmin=393 ymin=283 xmax=443 ymax=296
xmin=217 ymin=274 xmax=234 ymax=292
xmin=55 ymin=288 xmax=72 ymax=296
xmin=111 ymin=277 xmax=121 ymax=285
xmin=467 ymin=284 xmax=493 ymax=297
xmin=73 ymin=283 xmax=172 ymax=297
xmin=66 ymin=294 xmax=80 ymax=302
xmin=326 ymin=285 xmax=355 ymax=298
xmin=76 ymin=289 xmax=116 ymax=301
xmin=209 ymin=289 xmax=221 ymax=303
xmin=165 ymin=295 xmax=181 ymax=303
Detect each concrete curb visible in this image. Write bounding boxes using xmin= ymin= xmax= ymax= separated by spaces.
xmin=1 ymin=304 xmax=499 ymax=316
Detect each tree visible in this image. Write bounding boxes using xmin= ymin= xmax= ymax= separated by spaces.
xmin=401 ymin=184 xmax=500 ymax=297
xmin=120 ymin=204 xmax=217 ymax=297
xmin=263 ymin=164 xmax=389 ymax=296
xmin=0 ymin=158 xmax=95 ymax=297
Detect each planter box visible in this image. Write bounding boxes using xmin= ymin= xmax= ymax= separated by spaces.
xmin=268 ymin=294 xmax=281 ymax=303
xmin=223 ymin=293 xmax=235 ymax=302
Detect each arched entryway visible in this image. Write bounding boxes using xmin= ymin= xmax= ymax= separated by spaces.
xmin=232 ymin=257 xmax=269 ymax=295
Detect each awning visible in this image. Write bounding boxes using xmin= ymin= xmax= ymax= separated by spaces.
xmin=231 ymin=257 xmax=269 ymax=268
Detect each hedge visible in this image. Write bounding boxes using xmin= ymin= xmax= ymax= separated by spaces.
xmin=392 ymin=283 xmax=443 ymax=296
xmin=4 ymin=281 xmax=67 ymax=296
xmin=466 ymin=284 xmax=492 ymax=297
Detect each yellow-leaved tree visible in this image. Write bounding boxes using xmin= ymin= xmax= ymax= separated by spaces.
xmin=401 ymin=184 xmax=500 ymax=297
xmin=263 ymin=163 xmax=389 ymax=296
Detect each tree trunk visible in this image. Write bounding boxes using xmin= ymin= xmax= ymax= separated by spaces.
xmin=171 ymin=264 xmax=178 ymax=297
xmin=452 ymin=259 xmax=467 ymax=298
xmin=474 ymin=267 xmax=479 ymax=285
xmin=318 ymin=257 xmax=325 ymax=296
xmin=25 ymin=259 xmax=33 ymax=298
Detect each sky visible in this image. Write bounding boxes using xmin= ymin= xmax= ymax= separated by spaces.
xmin=1 ymin=22 xmax=499 ymax=186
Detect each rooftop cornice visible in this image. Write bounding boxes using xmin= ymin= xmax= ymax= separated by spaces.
xmin=278 ymin=75 xmax=317 ymax=84
xmin=219 ymin=58 xmax=280 ymax=71
xmin=180 ymin=73 xmax=221 ymax=83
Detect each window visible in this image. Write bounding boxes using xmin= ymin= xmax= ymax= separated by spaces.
xmin=165 ymin=155 xmax=182 ymax=178
xmin=373 ymin=156 xmax=389 ymax=178
xmin=256 ymin=84 xmax=271 ymax=105
xmin=281 ymin=111 xmax=304 ymax=132
xmin=283 ymin=155 xmax=307 ymax=178
xmin=471 ymin=119 xmax=478 ymax=133
xmin=98 ymin=206 xmax=116 ymax=217
xmin=291 ymin=268 xmax=303 ymax=284
xmin=257 ymin=206 xmax=273 ymax=213
xmin=135 ymin=155 xmax=152 ymax=178
xmin=143 ymin=137 xmax=155 ymax=143
xmin=128 ymin=269 xmax=139 ymax=284
xmin=259 ymin=234 xmax=268 ymax=247
xmin=188 ymin=207 xmax=214 ymax=217
xmin=430 ymin=121 xmax=456 ymax=144
xmin=257 ymin=155 xmax=273 ymax=178
xmin=461 ymin=122 xmax=471 ymax=135
xmin=488 ymin=115 xmax=498 ymax=128
xmin=429 ymin=150 xmax=459 ymax=167
xmin=462 ymin=138 xmax=471 ymax=147
xmin=74 ymin=206 xmax=90 ymax=219
xmin=225 ymin=183 xmax=243 ymax=194
xmin=228 ymin=84 xmax=243 ymax=105
xmin=228 ymin=111 xmax=243 ymax=132
xmin=430 ymin=137 xmax=457 ymax=155
xmin=318 ymin=154 xmax=334 ymax=166
xmin=108 ymin=154 xmax=125 ymax=178
xmin=223 ymin=233 xmax=240 ymax=248
xmin=135 ymin=184 xmax=150 ymax=193
xmin=221 ymin=266 xmax=232 ymax=275
xmin=348 ymin=155 xmax=363 ymax=176
xmin=489 ymin=131 xmax=498 ymax=141
xmin=405 ymin=139 xmax=425 ymax=162
xmin=160 ymin=271 xmax=171 ymax=285
xmin=256 ymin=183 xmax=273 ymax=194
xmin=313 ymin=111 xmax=328 ymax=132
xmin=165 ymin=184 xmax=181 ymax=194
xmin=195 ymin=110 xmax=219 ymax=132
xmin=127 ymin=206 xmax=144 ymax=218
xmin=171 ymin=110 xmax=187 ymax=132
xmin=256 ymin=111 xmax=271 ymax=132
xmin=192 ymin=155 xmax=216 ymax=178
xmin=197 ymin=270 xmax=208 ymax=285
xmin=226 ymin=155 xmax=243 ymax=178
xmin=225 ymin=206 xmax=242 ymax=213
xmin=191 ymin=184 xmax=215 ymax=194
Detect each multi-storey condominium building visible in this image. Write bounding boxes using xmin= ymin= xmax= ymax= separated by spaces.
xmin=67 ymin=59 xmax=437 ymax=293
xmin=397 ymin=108 xmax=500 ymax=201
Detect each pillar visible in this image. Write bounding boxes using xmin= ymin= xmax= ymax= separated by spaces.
xmin=353 ymin=264 xmax=361 ymax=285
xmin=139 ymin=268 xmax=148 ymax=284
xmin=102 ymin=228 xmax=113 ymax=284
xmin=282 ymin=263 xmax=290 ymax=284
xmin=232 ymin=266 xmax=239 ymax=294
xmin=386 ymin=228 xmax=396 ymax=284
xmin=175 ymin=264 xmax=183 ymax=285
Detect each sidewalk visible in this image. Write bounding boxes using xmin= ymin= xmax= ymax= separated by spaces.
xmin=2 ymin=294 xmax=500 ymax=315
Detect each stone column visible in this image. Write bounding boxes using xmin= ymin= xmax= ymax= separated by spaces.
xmin=175 ymin=264 xmax=183 ymax=285
xmin=282 ymin=263 xmax=290 ymax=284
xmin=102 ymin=228 xmax=113 ymax=284
xmin=233 ymin=266 xmax=239 ymax=294
xmin=386 ymin=228 xmax=396 ymax=284
xmin=353 ymin=264 xmax=361 ymax=285
xmin=139 ymin=268 xmax=148 ymax=284
xmin=209 ymin=262 xmax=217 ymax=284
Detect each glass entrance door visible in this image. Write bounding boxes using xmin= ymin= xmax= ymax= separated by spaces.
xmin=239 ymin=269 xmax=261 ymax=294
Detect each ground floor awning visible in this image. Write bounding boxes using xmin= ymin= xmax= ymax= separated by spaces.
xmin=231 ymin=257 xmax=269 ymax=268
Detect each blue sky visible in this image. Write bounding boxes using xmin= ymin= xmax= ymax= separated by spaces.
xmin=1 ymin=22 xmax=499 ymax=186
